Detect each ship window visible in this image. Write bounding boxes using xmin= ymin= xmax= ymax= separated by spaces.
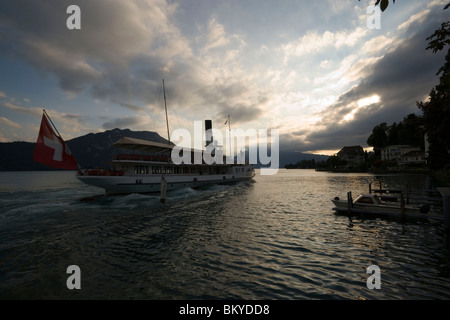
xmin=373 ymin=195 xmax=382 ymax=204
xmin=134 ymin=166 xmax=139 ymax=174
xmin=140 ymin=166 xmax=148 ymax=174
xmin=357 ymin=197 xmax=374 ymax=204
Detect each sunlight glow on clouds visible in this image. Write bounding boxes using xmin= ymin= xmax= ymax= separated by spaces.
xmin=0 ymin=0 xmax=448 ymax=156
xmin=358 ymin=95 xmax=380 ymax=108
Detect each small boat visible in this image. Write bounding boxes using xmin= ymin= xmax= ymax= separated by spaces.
xmin=331 ymin=193 xmax=430 ymax=217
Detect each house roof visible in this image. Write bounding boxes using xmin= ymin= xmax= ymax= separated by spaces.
xmin=112 ymin=137 xmax=174 ymax=154
xmin=338 ymin=146 xmax=364 ymax=155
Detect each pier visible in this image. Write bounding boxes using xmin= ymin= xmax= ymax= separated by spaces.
xmin=335 ymin=179 xmax=449 ymax=226
xmin=368 ymin=180 xmax=443 ymax=206
xmin=437 ymin=188 xmax=450 ymax=230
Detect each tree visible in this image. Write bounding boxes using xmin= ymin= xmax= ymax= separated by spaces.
xmin=359 ymin=0 xmax=395 ymax=12
xmin=398 ymin=114 xmax=425 ymax=147
xmin=360 ymin=0 xmax=450 ymax=171
xmin=326 ymin=155 xmax=346 ymax=169
xmin=426 ymin=21 xmax=450 ymax=54
xmin=374 ymin=0 xmax=395 ymax=12
xmin=417 ymin=52 xmax=450 ymax=170
xmin=387 ymin=122 xmax=399 ymax=145
xmin=367 ymin=123 xmax=388 ymax=156
xmin=363 ymin=1 xmax=450 ymax=13
xmin=368 ymin=115 xmax=424 ymax=157
xmin=417 ymin=4 xmax=450 ymax=171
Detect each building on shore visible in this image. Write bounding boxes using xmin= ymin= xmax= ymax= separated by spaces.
xmin=337 ymin=146 xmax=365 ymax=167
xmin=399 ymin=150 xmax=426 ymax=165
xmin=381 ymin=145 xmax=423 ymax=163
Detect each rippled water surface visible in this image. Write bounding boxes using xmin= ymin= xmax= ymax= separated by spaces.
xmin=1 ymin=170 xmax=450 ymax=299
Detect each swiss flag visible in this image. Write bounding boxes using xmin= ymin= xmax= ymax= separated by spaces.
xmin=33 ymin=112 xmax=78 ymax=170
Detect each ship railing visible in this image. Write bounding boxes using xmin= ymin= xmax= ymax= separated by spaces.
xmin=113 ymin=154 xmax=171 ymax=163
xmin=78 ymin=169 xmax=125 ymax=176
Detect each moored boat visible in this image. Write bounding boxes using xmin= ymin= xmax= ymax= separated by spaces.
xmin=331 ymin=193 xmax=430 ymax=216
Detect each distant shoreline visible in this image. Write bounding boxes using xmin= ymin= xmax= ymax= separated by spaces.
xmin=313 ymin=167 xmax=430 ymax=174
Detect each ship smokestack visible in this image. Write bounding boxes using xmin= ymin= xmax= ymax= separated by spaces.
xmin=205 ymin=120 xmax=213 ymax=147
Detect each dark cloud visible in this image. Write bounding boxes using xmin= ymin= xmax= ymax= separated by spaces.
xmin=0 ymin=0 xmax=179 ymax=98
xmin=119 ymin=102 xmax=146 ymax=113
xmin=216 ymin=104 xmax=264 ymax=125
xmin=196 ymin=80 xmax=267 ymax=124
xmin=102 ymin=116 xmax=148 ymax=130
xmin=0 ymin=0 xmax=267 ymax=130
xmin=286 ymin=5 xmax=447 ymax=153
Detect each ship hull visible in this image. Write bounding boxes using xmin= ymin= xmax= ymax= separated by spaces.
xmin=77 ymin=171 xmax=255 ymax=195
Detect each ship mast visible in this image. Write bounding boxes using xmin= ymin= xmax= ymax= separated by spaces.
xmin=162 ymin=79 xmax=170 ymax=143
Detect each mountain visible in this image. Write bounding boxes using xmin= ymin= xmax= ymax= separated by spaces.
xmin=278 ymin=150 xmax=329 ymax=168
xmin=66 ymin=128 xmax=171 ymax=169
xmin=0 ymin=141 xmax=51 ymax=171
xmin=0 ymin=128 xmax=328 ymax=171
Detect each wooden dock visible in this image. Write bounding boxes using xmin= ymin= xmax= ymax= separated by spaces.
xmin=368 ymin=180 xmax=443 ymax=205
xmin=334 ymin=180 xmax=449 ymax=226
xmin=333 ymin=205 xmax=444 ymax=223
xmin=437 ymin=188 xmax=450 ymax=229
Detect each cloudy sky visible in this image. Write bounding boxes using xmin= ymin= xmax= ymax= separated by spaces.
xmin=0 ymin=0 xmax=448 ymax=155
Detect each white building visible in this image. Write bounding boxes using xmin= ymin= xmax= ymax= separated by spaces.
xmin=381 ymin=145 xmax=421 ymax=162
xmin=399 ymin=150 xmax=426 ymax=165
xmin=337 ymin=146 xmax=365 ymax=166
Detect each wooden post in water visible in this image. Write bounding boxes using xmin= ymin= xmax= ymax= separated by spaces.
xmin=347 ymin=191 xmax=353 ymax=214
xmin=444 ymin=195 xmax=450 ymax=230
xmin=400 ymin=192 xmax=405 ymax=221
xmin=160 ymin=174 xmax=167 ymax=203
xmin=406 ymin=184 xmax=410 ymax=205
xmin=369 ymin=182 xmax=372 ymax=194
xmin=427 ymin=176 xmax=432 ymax=191
xmin=437 ymin=188 xmax=450 ymax=231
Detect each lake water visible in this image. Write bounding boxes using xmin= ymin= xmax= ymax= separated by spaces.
xmin=0 ymin=169 xmax=449 ymax=300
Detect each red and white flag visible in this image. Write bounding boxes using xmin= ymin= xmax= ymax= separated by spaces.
xmin=33 ymin=112 xmax=78 ymax=170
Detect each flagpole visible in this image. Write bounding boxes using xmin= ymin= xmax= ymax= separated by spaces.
xmin=227 ymin=114 xmax=231 ymax=161
xmin=43 ymin=109 xmax=62 ymax=138
xmin=41 ymin=108 xmax=81 ymax=170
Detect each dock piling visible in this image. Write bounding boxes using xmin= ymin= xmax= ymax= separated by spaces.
xmin=437 ymin=188 xmax=450 ymax=230
xmin=444 ymin=195 xmax=450 ymax=230
xmin=406 ymin=184 xmax=410 ymax=205
xmin=347 ymin=191 xmax=353 ymax=214
xmin=160 ymin=174 xmax=167 ymax=203
xmin=400 ymin=192 xmax=405 ymax=221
